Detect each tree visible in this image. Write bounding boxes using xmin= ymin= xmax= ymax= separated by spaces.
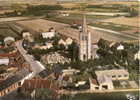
xmin=67 ymin=42 xmax=79 ymax=62
xmin=97 ymin=39 xmax=109 ymax=50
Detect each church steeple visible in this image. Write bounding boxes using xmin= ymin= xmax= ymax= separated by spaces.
xmin=79 ymin=14 xmax=92 ymax=61
xmin=82 ymin=15 xmax=88 ymax=34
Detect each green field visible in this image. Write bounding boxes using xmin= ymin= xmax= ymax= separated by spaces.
xmin=90 ymin=22 xmax=133 ymax=31
xmin=46 ymin=13 xmax=138 ymax=41
xmin=46 ymin=13 xmax=114 ymax=25
xmin=60 ymin=92 xmax=139 ymax=100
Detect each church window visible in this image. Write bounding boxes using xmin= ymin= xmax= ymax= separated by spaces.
xmin=82 ymin=36 xmax=85 ymax=40
xmin=83 ymin=54 xmax=86 ymax=60
xmin=85 ymin=36 xmax=88 ymax=40
xmin=91 ymin=55 xmax=93 ymax=59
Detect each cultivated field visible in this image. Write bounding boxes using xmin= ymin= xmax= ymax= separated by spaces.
xmin=102 ymin=16 xmax=140 ymax=27
xmin=16 ymin=19 xmax=100 ymax=43
xmin=16 ymin=19 xmax=137 ymax=43
xmin=0 ymin=23 xmax=20 ymax=39
xmin=0 ymin=17 xmax=32 ymax=22
xmin=86 ymin=1 xmax=139 ymax=6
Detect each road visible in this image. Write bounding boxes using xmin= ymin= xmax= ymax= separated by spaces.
xmin=15 ymin=40 xmax=45 ymax=77
xmin=0 ymin=40 xmax=46 ymax=99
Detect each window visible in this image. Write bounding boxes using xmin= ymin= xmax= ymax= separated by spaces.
xmin=82 ymin=36 xmax=85 ymax=40
xmin=83 ymin=54 xmax=86 ymax=61
xmin=112 ymin=75 xmax=116 ymax=78
xmin=95 ymin=87 xmax=99 ymax=90
xmin=118 ymin=75 xmax=122 ymax=77
xmin=102 ymin=85 xmax=108 ymax=89
xmin=18 ymin=82 xmax=21 ymax=86
xmin=124 ymin=75 xmax=128 ymax=77
xmin=91 ymin=55 xmax=93 ymax=59
xmin=85 ymin=36 xmax=88 ymax=40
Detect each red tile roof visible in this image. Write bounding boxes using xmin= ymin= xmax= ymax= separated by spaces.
xmin=22 ymin=79 xmax=59 ymax=92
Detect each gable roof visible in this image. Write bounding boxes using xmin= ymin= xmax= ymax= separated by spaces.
xmin=0 ymin=68 xmax=30 ymax=91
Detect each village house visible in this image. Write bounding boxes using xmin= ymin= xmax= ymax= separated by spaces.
xmin=34 ymin=42 xmax=53 ymax=50
xmin=22 ymin=31 xmax=31 ymax=39
xmin=42 ymin=27 xmax=56 ymax=39
xmin=58 ymin=39 xmax=66 ymax=46
xmin=0 ymin=57 xmax=9 ymax=65
xmin=60 ymin=13 xmax=69 ymax=17
xmin=62 ymin=67 xmax=80 ymax=76
xmin=58 ymin=37 xmax=73 ymax=47
xmin=89 ymin=68 xmax=129 ymax=91
xmin=89 ymin=75 xmax=114 ymax=90
xmin=134 ymin=50 xmax=140 ymax=60
xmin=22 ymin=31 xmax=34 ymax=42
xmin=95 ymin=69 xmax=129 ymax=81
xmin=65 ymin=38 xmax=73 ymax=45
xmin=4 ymin=37 xmax=15 ymax=47
xmin=21 ymin=79 xmax=59 ymax=96
xmin=41 ymin=52 xmax=70 ymax=65
xmin=0 ymin=68 xmax=32 ymax=97
xmin=117 ymin=44 xmax=124 ymax=50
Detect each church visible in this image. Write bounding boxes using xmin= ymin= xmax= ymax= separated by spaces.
xmin=79 ymin=15 xmax=99 ymax=61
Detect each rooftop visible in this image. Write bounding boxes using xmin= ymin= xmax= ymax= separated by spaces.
xmin=39 ymin=69 xmax=52 ymax=78
xmin=95 ymin=69 xmax=129 ymax=77
xmin=0 ymin=68 xmax=31 ymax=91
xmin=22 ymin=79 xmax=59 ymax=92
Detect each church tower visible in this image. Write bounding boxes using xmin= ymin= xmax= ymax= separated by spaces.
xmin=79 ymin=15 xmax=91 ymax=61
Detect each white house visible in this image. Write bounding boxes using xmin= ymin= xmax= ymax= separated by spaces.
xmin=4 ymin=37 xmax=15 ymax=46
xmin=117 ymin=44 xmax=124 ymax=50
xmin=75 ymin=81 xmax=86 ymax=87
xmin=65 ymin=38 xmax=73 ymax=45
xmin=42 ymin=32 xmax=56 ymax=39
xmin=91 ymin=44 xmax=99 ymax=59
xmin=22 ymin=31 xmax=34 ymax=42
xmin=62 ymin=67 xmax=80 ymax=76
xmin=58 ymin=39 xmax=66 ymax=46
xmin=42 ymin=28 xmax=56 ymax=39
xmin=134 ymin=51 xmax=140 ymax=60
xmin=89 ymin=75 xmax=114 ymax=91
xmin=61 ymin=13 xmax=69 ymax=17
xmin=95 ymin=69 xmax=129 ymax=80
xmin=34 ymin=42 xmax=53 ymax=50
xmin=22 ymin=31 xmax=31 ymax=38
xmin=0 ymin=58 xmax=9 ymax=65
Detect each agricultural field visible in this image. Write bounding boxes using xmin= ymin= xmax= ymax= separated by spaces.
xmin=91 ymin=22 xmax=133 ymax=31
xmin=16 ymin=18 xmax=138 ymax=43
xmin=101 ymin=16 xmax=139 ymax=27
xmin=47 ymin=13 xmax=139 ymax=33
xmin=46 ymin=13 xmax=114 ymax=25
xmin=0 ymin=23 xmax=21 ymax=40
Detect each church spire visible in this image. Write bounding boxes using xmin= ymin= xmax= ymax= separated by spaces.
xmin=83 ymin=15 xmax=88 ymax=34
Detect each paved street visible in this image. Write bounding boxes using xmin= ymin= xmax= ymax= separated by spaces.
xmin=15 ymin=40 xmax=45 ymax=77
